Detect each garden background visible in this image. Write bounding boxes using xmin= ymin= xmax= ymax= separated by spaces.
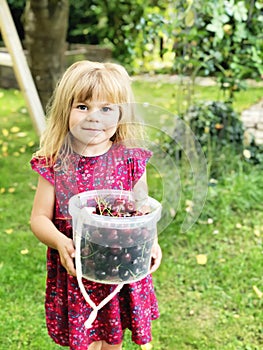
xmin=0 ymin=1 xmax=263 ymax=349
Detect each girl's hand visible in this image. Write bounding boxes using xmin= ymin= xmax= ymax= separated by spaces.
xmin=149 ymin=240 xmax=162 ymax=274
xmin=57 ymin=236 xmax=76 ymax=276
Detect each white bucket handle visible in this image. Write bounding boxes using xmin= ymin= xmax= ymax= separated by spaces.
xmin=75 ymin=208 xmax=124 ymax=329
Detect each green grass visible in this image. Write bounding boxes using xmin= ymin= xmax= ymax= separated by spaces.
xmin=0 ymin=82 xmax=263 ymax=350
xmin=132 ymin=80 xmax=263 ymax=113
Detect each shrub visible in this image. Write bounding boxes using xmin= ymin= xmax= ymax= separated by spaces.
xmin=158 ymin=100 xmax=246 ymax=178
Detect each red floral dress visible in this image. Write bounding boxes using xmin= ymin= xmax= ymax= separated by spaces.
xmin=30 ymin=143 xmax=159 ymax=350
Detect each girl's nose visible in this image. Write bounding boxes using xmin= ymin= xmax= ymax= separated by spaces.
xmin=86 ymin=109 xmax=100 ymax=121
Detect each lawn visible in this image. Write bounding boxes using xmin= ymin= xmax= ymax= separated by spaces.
xmin=0 ymin=81 xmax=263 ymax=350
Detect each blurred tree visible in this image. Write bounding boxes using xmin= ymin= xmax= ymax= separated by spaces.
xmin=23 ymin=0 xmax=69 ymax=109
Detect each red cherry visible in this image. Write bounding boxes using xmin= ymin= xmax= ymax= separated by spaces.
xmin=125 ymin=201 xmax=136 ymax=213
xmin=114 ymin=198 xmax=126 ymax=206
xmin=107 ymin=229 xmax=119 ymax=242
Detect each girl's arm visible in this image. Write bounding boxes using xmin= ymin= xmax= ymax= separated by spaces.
xmin=30 ymin=176 xmax=76 ymax=276
xmin=133 ymin=171 xmax=162 ymax=273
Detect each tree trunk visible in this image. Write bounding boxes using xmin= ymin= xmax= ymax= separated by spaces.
xmin=23 ymin=0 xmax=69 ymax=110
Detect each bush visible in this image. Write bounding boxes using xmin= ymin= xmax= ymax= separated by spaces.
xmin=158 ymin=100 xmax=246 ymax=178
xmin=183 ymin=100 xmax=244 ymax=151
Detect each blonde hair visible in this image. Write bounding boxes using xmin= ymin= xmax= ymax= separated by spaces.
xmin=34 ymin=60 xmax=144 ymax=164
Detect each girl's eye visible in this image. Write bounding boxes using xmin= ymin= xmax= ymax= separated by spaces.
xmin=101 ymin=106 xmax=112 ymax=112
xmin=77 ymin=104 xmax=88 ymax=111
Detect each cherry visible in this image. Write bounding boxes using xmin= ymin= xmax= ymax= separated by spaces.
xmin=91 ymin=229 xmax=103 ymax=241
xmin=94 ymin=252 xmax=108 ymax=265
xmin=110 ymin=246 xmax=123 ymax=255
xmin=119 ymin=268 xmax=131 ymax=281
xmin=107 ymin=229 xmax=119 ymax=243
xmin=95 ymin=270 xmax=107 ymax=280
xmin=121 ymin=235 xmax=134 ymax=246
xmin=108 ymin=266 xmax=119 ymax=277
xmin=81 ymin=246 xmax=90 ymax=256
xmin=141 ymin=228 xmax=150 ymax=239
xmin=83 ymin=259 xmax=95 ymax=272
xmin=114 ymin=198 xmax=126 ymax=206
xmin=133 ymin=267 xmax=143 ymax=276
xmin=108 ymin=254 xmax=120 ymax=266
xmin=121 ymin=252 xmax=132 ymax=263
xmin=130 ymin=245 xmax=143 ymax=258
xmin=125 ymin=201 xmax=136 ymax=213
xmin=131 ymin=229 xmax=142 ymax=240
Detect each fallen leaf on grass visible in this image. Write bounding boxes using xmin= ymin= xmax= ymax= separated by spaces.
xmin=196 ymin=254 xmax=207 ymax=265
xmin=10 ymin=126 xmax=20 ymax=133
xmin=141 ymin=344 xmax=152 ymax=350
xmin=2 ymin=144 xmax=8 ymax=153
xmin=5 ymin=229 xmax=13 ymax=234
xmin=8 ymin=187 xmax=15 ymax=193
xmin=253 ymin=285 xmax=263 ymax=299
xmin=2 ymin=128 xmax=9 ymax=137
xmin=20 ymin=249 xmax=29 ymax=255
xmin=27 ymin=141 xmax=35 ymax=147
xmin=17 ymin=132 xmax=27 ymax=138
xmin=169 ymin=207 xmax=176 ymax=217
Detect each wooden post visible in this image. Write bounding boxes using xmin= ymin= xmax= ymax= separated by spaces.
xmin=0 ymin=0 xmax=46 ymax=136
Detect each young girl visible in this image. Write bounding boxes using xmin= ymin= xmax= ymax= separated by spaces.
xmin=30 ymin=60 xmax=162 ymax=350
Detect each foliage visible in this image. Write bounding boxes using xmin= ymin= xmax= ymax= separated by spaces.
xmin=182 ymin=100 xmax=244 ymax=150
xmin=159 ymin=98 xmax=263 ymax=178
xmin=67 ymin=0 xmax=147 ymax=67
xmin=5 ymin=0 xmax=263 ymax=86
xmin=173 ymin=0 xmax=263 ymax=100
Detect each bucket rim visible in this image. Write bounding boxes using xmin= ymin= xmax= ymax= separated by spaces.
xmin=69 ymin=189 xmax=162 ymax=222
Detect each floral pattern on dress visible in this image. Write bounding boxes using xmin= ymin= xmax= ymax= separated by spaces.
xmin=30 ymin=143 xmax=159 ymax=350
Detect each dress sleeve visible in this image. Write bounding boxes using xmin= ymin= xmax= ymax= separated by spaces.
xmin=30 ymin=157 xmax=55 ymax=185
xmin=126 ymin=148 xmax=153 ymax=185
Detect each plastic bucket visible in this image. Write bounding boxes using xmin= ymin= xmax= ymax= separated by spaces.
xmin=69 ymin=189 xmax=162 ymax=284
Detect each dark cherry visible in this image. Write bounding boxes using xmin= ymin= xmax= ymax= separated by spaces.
xmin=83 ymin=259 xmax=95 ymax=273
xmin=110 ymin=246 xmax=123 ymax=255
xmin=91 ymin=229 xmax=103 ymax=241
xmin=108 ymin=266 xmax=119 ymax=277
xmin=121 ymin=252 xmax=132 ymax=263
xmin=131 ymin=257 xmax=143 ymax=268
xmin=130 ymin=245 xmax=143 ymax=258
xmin=121 ymin=236 xmax=134 ymax=246
xmin=95 ymin=270 xmax=107 ymax=279
xmin=133 ymin=267 xmax=143 ymax=276
xmin=107 ymin=229 xmax=119 ymax=242
xmin=81 ymin=246 xmax=90 ymax=256
xmin=108 ymin=254 xmax=120 ymax=266
xmin=119 ymin=268 xmax=131 ymax=281
xmin=94 ymin=252 xmax=107 ymax=265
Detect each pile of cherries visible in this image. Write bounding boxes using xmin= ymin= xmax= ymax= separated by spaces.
xmin=80 ymin=196 xmax=153 ymax=282
xmin=92 ymin=196 xmax=144 ymax=217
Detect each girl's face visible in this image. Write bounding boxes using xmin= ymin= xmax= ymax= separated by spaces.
xmin=69 ymin=99 xmax=120 ymax=156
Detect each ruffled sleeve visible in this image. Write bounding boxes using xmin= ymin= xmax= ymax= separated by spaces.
xmin=125 ymin=147 xmax=153 ymax=185
xmin=30 ymin=157 xmax=55 ymax=185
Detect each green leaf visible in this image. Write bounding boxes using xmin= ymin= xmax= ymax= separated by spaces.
xmin=185 ymin=9 xmax=195 ymax=27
